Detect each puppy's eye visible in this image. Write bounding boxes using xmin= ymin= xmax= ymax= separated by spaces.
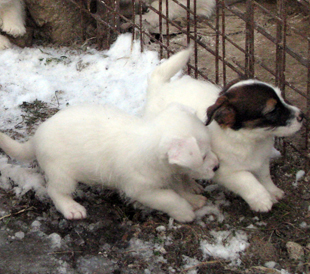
xmin=202 ymin=154 xmax=207 ymax=160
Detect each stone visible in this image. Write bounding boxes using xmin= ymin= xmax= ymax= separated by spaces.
xmin=15 ymin=231 xmax=25 ymax=240
xmin=286 ymin=241 xmax=304 ymax=260
xmin=47 ymin=233 xmax=62 ymax=249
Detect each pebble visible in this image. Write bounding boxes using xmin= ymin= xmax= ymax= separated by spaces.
xmin=156 ymin=246 xmax=167 ymax=254
xmin=156 ymin=226 xmax=166 ymax=232
xmin=299 ymin=222 xmax=309 ymax=229
xmin=47 ymin=233 xmax=62 ymax=249
xmin=101 ymin=243 xmax=111 ymax=251
xmin=286 ymin=241 xmax=304 ymax=260
xmin=264 ymin=261 xmax=277 ymax=269
xmin=31 ymin=220 xmax=41 ymax=230
xmin=88 ymin=222 xmax=104 ymax=232
xmin=58 ymin=219 xmax=69 ymax=230
xmin=15 ymin=231 xmax=25 ymax=240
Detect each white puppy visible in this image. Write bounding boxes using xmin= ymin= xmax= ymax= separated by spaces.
xmin=0 ymin=103 xmax=219 ymax=222
xmin=0 ymin=0 xmax=26 ymax=49
xmin=144 ymin=48 xmax=304 ymax=213
xmin=121 ymin=0 xmax=215 ymax=30
xmin=140 ymin=0 xmax=215 ymax=23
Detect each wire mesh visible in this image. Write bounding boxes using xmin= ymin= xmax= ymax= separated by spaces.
xmin=70 ymin=0 xmax=310 ymax=168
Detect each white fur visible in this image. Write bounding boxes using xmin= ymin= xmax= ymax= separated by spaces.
xmin=125 ymin=0 xmax=215 ymax=28
xmin=0 ymin=0 xmax=26 ymax=49
xmin=0 ymin=103 xmax=219 ymax=222
xmin=144 ymin=48 xmax=221 ymax=122
xmin=143 ymin=48 xmax=303 ymax=213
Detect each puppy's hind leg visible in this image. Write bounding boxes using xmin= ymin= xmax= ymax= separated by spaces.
xmin=45 ymin=169 xmax=87 ymax=220
xmin=131 ymin=188 xmax=196 ymax=223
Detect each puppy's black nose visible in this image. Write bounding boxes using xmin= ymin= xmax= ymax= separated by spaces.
xmin=213 ymin=164 xmax=220 ymax=172
xmin=297 ymin=112 xmax=304 ymax=123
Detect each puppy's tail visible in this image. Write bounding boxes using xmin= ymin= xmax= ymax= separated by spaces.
xmin=148 ymin=46 xmax=193 ymax=91
xmin=0 ymin=132 xmax=35 ymax=162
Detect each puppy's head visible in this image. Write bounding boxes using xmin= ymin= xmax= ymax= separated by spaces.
xmin=205 ymin=79 xmax=304 ymax=136
xmin=161 ymin=135 xmax=219 ymax=180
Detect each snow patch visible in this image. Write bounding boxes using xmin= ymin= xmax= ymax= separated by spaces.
xmin=0 ymin=34 xmax=159 ymax=198
xmin=0 ymin=155 xmax=46 ymax=199
xmin=200 ymin=230 xmax=249 ymax=266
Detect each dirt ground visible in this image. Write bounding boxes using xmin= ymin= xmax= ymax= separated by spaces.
xmin=0 ymin=130 xmax=309 ymax=274
xmin=1 ymin=1 xmax=310 ymax=274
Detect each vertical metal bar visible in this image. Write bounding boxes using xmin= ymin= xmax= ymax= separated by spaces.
xmin=245 ymin=0 xmax=255 ymax=78
xmin=166 ymin=0 xmax=170 ymax=57
xmin=96 ymin=0 xmax=106 ymax=49
xmin=281 ymin=1 xmax=286 ymax=91
xmin=106 ymin=0 xmax=111 ymax=49
xmin=159 ymin=0 xmax=163 ymax=59
xmin=275 ymin=0 xmax=287 ymax=156
xmin=221 ymin=0 xmax=226 ymax=85
xmin=112 ymin=0 xmax=115 ymax=34
xmin=275 ymin=0 xmax=286 ymax=92
xmin=194 ymin=0 xmax=197 ymax=78
xmin=115 ymin=0 xmax=120 ymax=33
xmin=79 ymin=0 xmax=85 ymax=42
xmin=186 ymin=0 xmax=191 ymax=45
xmin=139 ymin=0 xmax=143 ymax=52
xmin=215 ymin=0 xmax=220 ymax=84
xmin=187 ymin=0 xmax=191 ymax=75
xmin=306 ymin=10 xmax=310 ymax=168
xmin=132 ymin=0 xmax=136 ymax=43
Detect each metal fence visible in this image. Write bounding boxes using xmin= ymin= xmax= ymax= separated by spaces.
xmin=70 ymin=0 xmax=310 ymax=168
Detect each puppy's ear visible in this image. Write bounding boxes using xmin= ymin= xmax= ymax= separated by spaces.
xmin=262 ymin=98 xmax=277 ymax=115
xmin=205 ymin=96 xmax=236 ymax=128
xmin=166 ymin=137 xmax=202 ymax=169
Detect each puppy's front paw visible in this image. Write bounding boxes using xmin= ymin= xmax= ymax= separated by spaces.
xmin=268 ymin=187 xmax=285 ymax=203
xmin=62 ymin=202 xmax=87 ymax=220
xmin=170 ymin=205 xmax=196 ymax=223
xmin=2 ymin=23 xmax=26 ymax=37
xmin=247 ymin=193 xmax=273 ymax=212
xmin=173 ymin=211 xmax=196 ymax=223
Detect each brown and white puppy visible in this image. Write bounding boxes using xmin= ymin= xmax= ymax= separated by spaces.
xmin=0 ymin=0 xmax=26 ymax=49
xmin=143 ymin=48 xmax=304 ymax=212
